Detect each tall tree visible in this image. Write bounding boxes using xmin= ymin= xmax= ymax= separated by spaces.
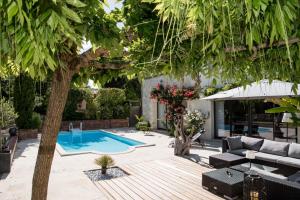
xmin=0 ymin=0 xmax=124 ymax=199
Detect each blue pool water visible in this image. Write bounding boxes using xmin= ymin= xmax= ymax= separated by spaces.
xmin=57 ymin=130 xmax=145 ymax=154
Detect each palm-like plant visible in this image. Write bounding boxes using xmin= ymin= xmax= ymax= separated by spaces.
xmin=266 ymin=97 xmax=300 ymax=125
xmin=95 ymin=155 xmax=115 ymax=174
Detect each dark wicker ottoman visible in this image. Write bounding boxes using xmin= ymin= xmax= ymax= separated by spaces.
xmin=209 ymin=153 xmax=247 ymax=169
xmin=202 ymin=168 xmax=244 ymax=200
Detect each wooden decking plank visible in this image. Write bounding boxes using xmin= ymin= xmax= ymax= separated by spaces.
xmin=133 ymin=164 xmax=203 ymax=200
xmin=170 ymin=157 xmax=214 ymax=172
xmin=110 ymin=178 xmax=143 ymax=200
xmin=92 ymin=157 xmax=223 ymax=200
xmin=134 ymin=162 xmax=218 ymax=200
xmin=122 ymin=165 xmax=176 ymax=200
xmin=103 ymin=179 xmax=134 ymax=200
xmin=153 ymin=160 xmax=203 ymax=181
xmin=144 ymin=162 xmax=223 ymax=200
xmin=147 ymin=161 xmax=202 ymax=185
xmin=167 ymin=158 xmax=211 ymax=173
xmin=117 ymin=176 xmax=158 ymax=200
xmin=145 ymin=161 xmax=204 ymax=188
xmin=158 ymin=159 xmax=222 ymax=200
xmin=92 ymin=181 xmax=115 ymax=200
xmin=130 ymin=164 xmax=201 ymax=200
xmin=96 ymin=180 xmax=124 ymax=200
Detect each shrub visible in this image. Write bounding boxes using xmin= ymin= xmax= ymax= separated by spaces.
xmin=0 ymin=99 xmax=18 ymax=128
xmin=135 ymin=115 xmax=150 ymax=131
xmin=31 ymin=112 xmax=42 ymax=129
xmin=95 ymin=155 xmax=115 ymax=174
xmin=63 ymin=88 xmax=95 ymax=120
xmin=94 ymin=88 xmax=130 ymax=119
xmin=124 ymin=78 xmax=141 ymax=100
xmin=13 ymin=74 xmax=35 ymax=129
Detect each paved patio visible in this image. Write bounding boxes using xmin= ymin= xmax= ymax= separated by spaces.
xmin=0 ymin=129 xmax=222 ymax=200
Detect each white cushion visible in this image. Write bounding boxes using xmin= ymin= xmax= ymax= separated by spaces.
xmin=259 ymin=140 xmax=289 ymax=156
xmin=254 ymin=152 xmax=283 ymax=163
xmin=277 ymin=157 xmax=300 ymax=168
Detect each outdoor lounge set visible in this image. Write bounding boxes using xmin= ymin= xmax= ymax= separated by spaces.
xmin=203 ymin=136 xmax=300 ymax=200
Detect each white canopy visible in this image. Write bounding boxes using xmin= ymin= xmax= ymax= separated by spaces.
xmin=202 ymin=80 xmax=300 ymax=101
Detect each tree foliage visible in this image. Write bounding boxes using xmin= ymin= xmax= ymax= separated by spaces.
xmin=0 ymin=98 xmax=18 ymax=128
xmin=94 ymin=88 xmax=129 ymax=119
xmin=125 ymin=0 xmax=300 ymax=86
xmin=63 ymin=88 xmax=95 ymax=120
xmin=0 ymin=0 xmax=122 ymax=79
xmin=1 ymin=1 xmax=124 ymax=199
xmin=13 ymin=73 xmax=35 ymax=129
xmin=266 ymin=97 xmax=300 ymax=125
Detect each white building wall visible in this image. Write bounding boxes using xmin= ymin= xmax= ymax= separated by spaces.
xmin=142 ymin=75 xmax=217 ymax=139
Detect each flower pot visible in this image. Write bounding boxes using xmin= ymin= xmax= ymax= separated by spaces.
xmin=9 ymin=127 xmax=17 ymax=137
xmin=0 ymin=136 xmax=17 ymax=173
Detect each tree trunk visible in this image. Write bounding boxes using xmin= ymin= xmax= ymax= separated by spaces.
xmin=174 ymin=137 xmax=191 ymax=156
xmin=173 ymin=115 xmax=191 ymax=156
xmin=31 ymin=67 xmax=74 ymax=200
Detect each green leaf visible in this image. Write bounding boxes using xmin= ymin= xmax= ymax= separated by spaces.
xmin=7 ymin=2 xmax=19 ymax=23
xmin=266 ymin=106 xmax=297 ymax=113
xmin=66 ymin=0 xmax=86 ymax=8
xmin=62 ymin=6 xmax=82 ymax=23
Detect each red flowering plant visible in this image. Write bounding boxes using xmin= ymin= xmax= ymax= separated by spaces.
xmin=150 ymin=83 xmax=199 ymax=135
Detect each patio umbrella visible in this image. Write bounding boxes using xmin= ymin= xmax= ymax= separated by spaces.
xmin=202 ymin=80 xmax=300 ymax=101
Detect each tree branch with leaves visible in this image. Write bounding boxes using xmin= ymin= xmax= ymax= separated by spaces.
xmin=1 ymin=0 xmax=125 ymax=199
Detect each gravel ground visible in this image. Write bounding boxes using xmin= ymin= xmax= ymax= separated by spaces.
xmin=84 ymin=167 xmax=129 ymax=181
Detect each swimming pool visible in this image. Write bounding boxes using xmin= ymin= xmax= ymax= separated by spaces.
xmin=56 ymin=130 xmax=146 ymax=155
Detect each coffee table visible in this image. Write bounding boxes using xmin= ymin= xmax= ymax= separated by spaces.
xmin=209 ymin=153 xmax=247 ymax=169
xmin=202 ymin=168 xmax=244 ymax=200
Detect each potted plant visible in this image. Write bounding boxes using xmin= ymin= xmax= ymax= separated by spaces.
xmin=95 ymin=155 xmax=115 ymax=174
xmin=0 ymin=99 xmax=18 ymax=173
xmin=135 ymin=115 xmax=151 ymax=134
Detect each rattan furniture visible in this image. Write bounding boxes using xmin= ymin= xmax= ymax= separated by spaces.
xmin=231 ymin=163 xmax=300 ymax=200
xmin=209 ymin=152 xmax=247 ymax=168
xmin=202 ymin=168 xmax=244 ymax=200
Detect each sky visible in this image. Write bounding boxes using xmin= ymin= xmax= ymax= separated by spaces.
xmin=103 ymin=0 xmax=123 ymax=13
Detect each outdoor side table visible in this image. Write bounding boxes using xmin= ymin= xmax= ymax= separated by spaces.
xmin=202 ymin=168 xmax=244 ymax=200
xmin=209 ymin=153 xmax=247 ymax=169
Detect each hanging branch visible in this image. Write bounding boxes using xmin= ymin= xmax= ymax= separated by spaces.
xmin=89 ymin=61 xmax=130 ymax=70
xmin=225 ymin=37 xmax=300 ymax=53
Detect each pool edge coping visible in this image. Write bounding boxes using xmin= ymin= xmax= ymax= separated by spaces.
xmin=56 ymin=129 xmax=155 ymax=156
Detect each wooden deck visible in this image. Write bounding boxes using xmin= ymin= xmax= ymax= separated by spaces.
xmin=93 ymin=157 xmax=223 ymax=200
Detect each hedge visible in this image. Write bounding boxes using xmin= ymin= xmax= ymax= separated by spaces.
xmin=94 ymin=88 xmax=129 ymax=120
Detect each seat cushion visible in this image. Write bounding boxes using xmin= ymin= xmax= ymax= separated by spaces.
xmin=227 ymin=136 xmax=243 ymax=150
xmin=277 ymin=157 xmax=300 ymax=168
xmin=288 ymin=143 xmax=300 ymax=159
xmin=254 ymin=152 xmax=283 ymax=163
xmin=241 ymin=136 xmax=264 ymax=151
xmin=253 ymin=168 xmax=287 ymax=180
xmin=259 ymin=140 xmax=289 ymax=156
xmin=228 ymin=148 xmax=248 ymax=156
xmin=288 ymin=171 xmax=300 ymax=184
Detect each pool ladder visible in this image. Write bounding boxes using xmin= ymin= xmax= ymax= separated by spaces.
xmin=69 ymin=122 xmax=83 ymax=143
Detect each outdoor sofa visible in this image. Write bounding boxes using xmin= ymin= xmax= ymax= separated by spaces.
xmin=221 ymin=136 xmax=300 ymax=199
